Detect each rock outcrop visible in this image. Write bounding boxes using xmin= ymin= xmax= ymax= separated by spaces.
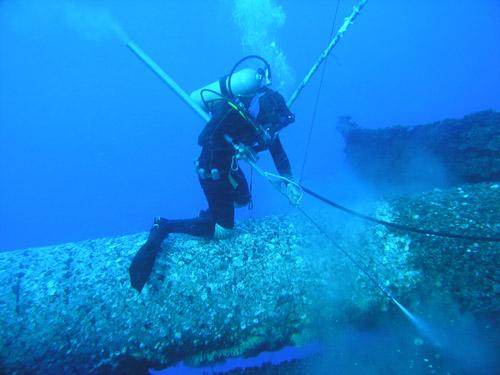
xmin=0 ymin=182 xmax=498 ymax=374
xmin=338 ymin=110 xmax=500 ymax=194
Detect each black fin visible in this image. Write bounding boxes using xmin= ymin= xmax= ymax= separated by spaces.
xmin=129 ymin=241 xmax=161 ymax=292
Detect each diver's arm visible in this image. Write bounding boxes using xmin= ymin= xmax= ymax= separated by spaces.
xmin=269 ymin=136 xmax=292 ymax=179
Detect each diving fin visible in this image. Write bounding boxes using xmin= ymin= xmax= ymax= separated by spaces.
xmin=129 ymin=218 xmax=169 ymax=292
xmin=129 ymin=240 xmax=161 ymax=292
xmin=128 ymin=215 xmax=213 ymax=292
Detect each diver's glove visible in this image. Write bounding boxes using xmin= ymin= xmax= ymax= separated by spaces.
xmin=234 ymin=142 xmax=258 ymax=163
xmin=224 ymin=135 xmax=258 ymax=163
xmin=285 ymin=181 xmax=303 ymax=206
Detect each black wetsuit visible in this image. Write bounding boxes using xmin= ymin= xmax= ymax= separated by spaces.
xmin=129 ymin=88 xmax=294 ymax=291
xmin=158 ymin=87 xmax=294 ymax=238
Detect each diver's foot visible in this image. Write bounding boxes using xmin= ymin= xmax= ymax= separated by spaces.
xmin=129 ymin=239 xmax=161 ymax=292
xmin=149 ymin=217 xmax=169 ymax=241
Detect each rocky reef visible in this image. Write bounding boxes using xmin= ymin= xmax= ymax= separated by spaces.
xmin=338 ymin=110 xmax=500 ymax=194
xmin=0 ymin=182 xmax=498 ymax=374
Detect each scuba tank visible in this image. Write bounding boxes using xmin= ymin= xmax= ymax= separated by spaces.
xmin=190 ymin=55 xmax=272 ymax=112
xmin=190 ymin=68 xmax=265 ymax=111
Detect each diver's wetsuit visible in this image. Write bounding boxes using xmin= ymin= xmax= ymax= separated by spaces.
xmin=158 ymin=87 xmax=295 ymax=238
xmin=129 ymin=88 xmax=294 ymax=291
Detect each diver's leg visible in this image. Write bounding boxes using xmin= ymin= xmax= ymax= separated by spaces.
xmin=162 ymin=215 xmax=214 ymax=237
xmin=200 ymin=176 xmax=235 ymax=237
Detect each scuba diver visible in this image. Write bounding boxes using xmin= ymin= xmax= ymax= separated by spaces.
xmin=129 ymin=56 xmax=301 ymax=292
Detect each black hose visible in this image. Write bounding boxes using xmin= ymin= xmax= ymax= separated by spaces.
xmin=200 ymin=88 xmax=270 ymax=146
xmin=199 ymin=88 xmax=226 ymax=110
xmin=301 ymin=185 xmax=500 ymax=242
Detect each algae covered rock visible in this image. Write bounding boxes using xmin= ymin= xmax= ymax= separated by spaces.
xmin=338 ymin=110 xmax=500 ymax=193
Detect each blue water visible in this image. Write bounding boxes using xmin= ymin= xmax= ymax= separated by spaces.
xmin=1 ymin=1 xmax=499 ymax=374
xmin=1 ymin=0 xmax=499 ymax=251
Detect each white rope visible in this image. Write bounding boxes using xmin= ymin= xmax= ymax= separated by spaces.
xmin=287 ymin=0 xmax=369 ymax=108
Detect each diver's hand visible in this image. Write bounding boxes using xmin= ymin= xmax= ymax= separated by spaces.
xmin=234 ymin=142 xmax=258 ymax=162
xmin=286 ymin=182 xmax=302 ymax=206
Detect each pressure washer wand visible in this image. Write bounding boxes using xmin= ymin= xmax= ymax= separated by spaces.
xmin=287 ymin=0 xmax=368 ymax=108
xmin=126 ymin=41 xmax=210 ymax=123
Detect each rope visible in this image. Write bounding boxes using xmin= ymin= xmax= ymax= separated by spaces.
xmin=248 ymin=167 xmax=254 ymax=214
xmin=287 ymin=0 xmax=368 ymax=109
xmin=245 ymin=157 xmax=399 ymax=303
xmin=243 ymin=153 xmax=500 ymax=242
xmin=297 ymin=207 xmax=395 ymax=300
xmin=299 ymin=0 xmax=342 ymax=182
xmin=300 ymin=185 xmax=500 ymax=242
xmin=239 ymin=152 xmax=500 ymax=243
